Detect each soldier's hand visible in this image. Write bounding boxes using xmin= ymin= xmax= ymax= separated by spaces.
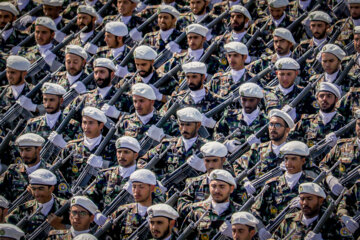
xmin=47 ymin=213 xmax=65 ymax=230
xmin=326 ymin=175 xmax=344 ymax=196
xmin=247 ymin=134 xmax=261 ymax=146
xmin=341 ymin=215 xmax=359 ymax=234
xmin=84 ymin=42 xmax=99 ymax=55
xmin=224 ymin=139 xmax=241 ymax=153
xmin=70 ymin=81 xmax=87 ymax=94
xmin=94 ymin=212 xmax=107 ymax=226
xmin=325 ymin=132 xmax=338 ymax=147
xmin=87 ymin=154 xmax=104 ymax=168
xmin=201 ymin=114 xmax=216 ymax=128
xmin=244 ymin=180 xmax=256 ymax=195
xmin=165 ymin=41 xmax=181 ymax=54
xmin=129 ymin=28 xmax=143 ymax=42
xmin=115 ymin=65 xmax=129 ymax=78
xmin=305 ymin=231 xmax=323 ymax=240
xmin=186 ymin=154 xmax=206 ymax=172
xmin=258 ymin=228 xmax=272 ymax=240
xmin=101 ymin=103 xmax=121 ymax=119
xmin=48 ymin=131 xmax=67 ymax=149
xmin=16 ymin=96 xmax=37 ymax=112
xmin=146 ymin=125 xmax=165 ymax=142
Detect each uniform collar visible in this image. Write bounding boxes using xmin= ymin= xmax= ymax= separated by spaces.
xmin=53 ymin=16 xmax=62 ymax=26
xmin=38 ymin=43 xmax=53 ymax=55
xmin=80 ymin=30 xmax=94 ymax=44
xmin=181 ymin=136 xmax=198 ymax=152
xmin=301 ymin=214 xmax=319 ymax=227
xmin=1 ymin=28 xmax=13 ymax=41
xmin=17 ymin=0 xmax=30 ymax=11
xmin=67 ymin=71 xmax=83 ymax=85
xmin=353 ymin=18 xmax=360 ymax=26
xmin=136 ymin=109 xmax=154 ymax=125
xmin=272 ymin=13 xmax=286 ymax=27
xmin=25 ymin=161 xmax=41 ymax=175
xmin=312 ymin=37 xmax=326 ymax=46
xmin=45 ymin=110 xmax=62 ymax=129
xmin=160 ymin=28 xmax=174 ymax=42
xmin=70 ymin=227 xmax=90 ymax=237
xmin=119 ymin=164 xmax=136 ymax=178
xmin=285 ymin=171 xmax=302 ymax=189
xmin=231 ymin=31 xmax=246 ymax=42
xmin=188 ymin=48 xmax=204 ymax=61
xmin=242 ymin=107 xmax=260 ymax=126
xmin=10 ymin=83 xmax=25 ymax=100
xmin=85 ymin=0 xmax=98 ymax=6
xmin=212 ymin=200 xmax=230 ymax=215
xmin=121 ymin=16 xmax=132 ymax=25
xmin=97 ymin=85 xmax=112 ymax=99
xmin=271 ymin=141 xmax=286 ymax=156
xmin=136 ymin=203 xmax=149 ymax=217
xmin=111 ymin=45 xmax=125 ymax=58
xmin=194 ymin=13 xmax=206 ymax=23
xmin=299 ymin=0 xmax=311 ymax=10
xmin=190 ymin=88 xmax=206 ymax=104
xmin=278 ymin=84 xmax=294 ymax=95
xmin=325 ymin=70 xmax=339 ymax=83
xmin=230 ymin=68 xmax=245 ymax=83
xmin=319 ymin=110 xmax=337 ymax=125
xmin=38 ymin=196 xmax=54 ymax=216
xmin=141 ymin=72 xmax=154 ymax=84
xmin=276 ymin=51 xmax=292 ymax=59
xmin=84 ymin=135 xmax=102 ymax=151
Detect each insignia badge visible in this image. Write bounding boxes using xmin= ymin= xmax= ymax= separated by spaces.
xmin=212 ymin=173 xmax=217 ymax=179
xmin=340 ymin=227 xmax=351 ymax=237
xmin=105 ymin=196 xmax=111 ymax=204
xmin=201 ymin=234 xmax=209 ymax=240
xmin=71 ymin=198 xmax=76 ymax=204
xmin=58 ymin=183 xmax=67 ymax=192
xmin=72 ymin=165 xmax=78 ymax=173
xmin=270 ymin=206 xmax=277 ymax=215
xmin=16 ymin=157 xmax=22 ymax=164
xmin=339 ymin=163 xmax=346 ymax=173
xmin=154 ymin=186 xmax=161 ymax=194
xmin=299 ymin=186 xmax=303 ymax=192
xmin=148 ymin=209 xmax=154 ymax=217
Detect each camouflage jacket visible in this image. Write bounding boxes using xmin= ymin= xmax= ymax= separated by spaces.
xmin=94 ymin=45 xmax=136 ymax=73
xmin=47 ymin=229 xmax=73 ymax=240
xmin=142 ymin=28 xmax=187 ymax=53
xmin=341 ymin=54 xmax=360 ymax=76
xmin=337 ymin=179 xmax=360 ymax=218
xmin=333 ymin=17 xmax=356 ymax=47
xmin=337 ymin=87 xmax=360 ymax=118
xmin=0 ymin=28 xmax=27 ymax=53
xmin=62 ymin=0 xmax=111 ymax=20
xmin=51 ymin=70 xmax=95 ymax=91
xmin=69 ymin=30 xmax=103 ymax=47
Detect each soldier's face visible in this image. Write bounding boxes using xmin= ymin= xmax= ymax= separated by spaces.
xmin=117 ymin=0 xmax=137 ymax=16
xmin=273 ymin=36 xmax=292 ymax=56
xmin=189 ymin=0 xmax=208 ymax=15
xmin=0 ymin=10 xmax=15 ymax=29
xmin=149 ymin=217 xmax=173 ymax=239
xmin=268 ymin=117 xmax=288 ymax=141
xmin=240 ymin=97 xmax=260 ymax=114
xmin=226 ymin=52 xmax=247 ymax=71
xmin=94 ymin=67 xmax=113 ymax=88
xmin=65 ymin=54 xmax=86 ymax=76
xmin=43 ymin=94 xmax=62 ymax=114
xmin=321 ymin=53 xmax=341 ymax=74
xmin=29 ymin=185 xmax=54 ymax=204
xmin=354 ymin=34 xmax=360 ymax=53
xmin=276 ymin=70 xmax=297 ymax=89
xmin=133 ymin=95 xmax=155 ymax=116
xmin=300 ymin=193 xmax=324 ymax=218
xmin=284 ymin=155 xmax=305 ymax=174
xmin=69 ymin=205 xmax=94 ymax=231
xmin=316 ymin=92 xmax=337 ymax=113
xmin=186 ymin=73 xmax=204 ymax=91
xmin=269 ymin=6 xmax=286 ymax=20
xmin=309 ymin=21 xmax=328 ymax=40
xmin=187 ymin=33 xmax=206 ymax=50
xmin=350 ymin=4 xmax=360 ymax=19
xmin=356 ymin=120 xmax=360 ymax=138
xmin=0 ymin=207 xmax=8 ymax=223
xmin=35 ymin=25 xmax=54 ymax=45
xmin=105 ymin=32 xmax=122 ymax=48
xmin=6 ymin=67 xmax=25 ymax=86
xmin=43 ymin=5 xmax=61 ymax=19
xmin=158 ymin=13 xmax=176 ymax=31
xmin=132 ymin=182 xmax=154 ymax=203
xmin=210 ymin=180 xmax=234 ymax=203
xmin=77 ymin=13 xmax=95 ymax=32
xmin=204 ymin=157 xmax=225 ymax=173
xmin=230 ymin=13 xmax=247 ymax=32
xmin=179 ymin=121 xmax=201 ymax=139
xmin=116 ymin=148 xmax=137 ymax=168
xmin=19 ymin=146 xmax=41 ymax=166
xmin=82 ymin=116 xmax=104 ymax=138
xmin=232 ymin=224 xmax=255 ymax=240
xmin=135 ymin=59 xmax=154 ymax=78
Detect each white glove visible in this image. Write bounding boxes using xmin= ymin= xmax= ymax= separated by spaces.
xmin=42 ymin=49 xmax=56 ymax=66
xmin=326 ymin=175 xmax=344 ymax=196
xmin=94 ymin=212 xmax=107 ymax=226
xmin=19 ymin=15 xmax=36 ymax=26
xmin=129 ymin=28 xmax=143 ymax=42
xmin=146 ymin=125 xmax=165 ymax=142
xmin=84 ymin=42 xmax=98 ymax=55
xmin=16 ymin=95 xmax=37 ymax=112
xmin=219 ymin=220 xmax=232 ymax=237
xmin=115 ymin=65 xmax=129 ymax=78
xmin=289 ymin=196 xmax=301 ymax=209
xmin=95 ymin=15 xmax=103 ymax=26
xmin=244 ymin=180 xmax=256 ymax=195
xmin=305 ymin=231 xmax=323 ymax=240
xmin=10 ymin=46 xmax=21 ymax=55
xmin=48 ymin=131 xmax=67 ymax=149
xmin=70 ymin=81 xmax=87 ymax=94
xmin=247 ymin=134 xmax=261 ymax=145
xmin=156 ymin=180 xmax=167 ymax=194
xmin=325 ymin=132 xmax=338 ymax=148
xmin=165 ymin=41 xmax=181 ymax=54
xmin=282 ymin=105 xmax=296 ymax=121
xmin=258 ymin=228 xmax=272 ymax=240
xmin=54 ymin=31 xmax=66 ymax=43
xmin=342 ymin=215 xmax=359 ymax=234
xmin=123 ymin=181 xmax=132 ymax=194
xmin=149 ymin=84 xmax=163 ymax=101
xmin=206 ymin=32 xmax=213 ymax=41
xmin=87 ymin=154 xmax=104 ymax=168
xmin=101 ymin=103 xmax=120 ymax=119
xmin=186 ymin=154 xmax=206 ymax=172
xmin=201 ymin=114 xmax=216 ymax=128
xmin=224 ymin=139 xmax=241 ymax=154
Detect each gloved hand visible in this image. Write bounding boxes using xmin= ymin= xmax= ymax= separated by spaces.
xmin=129 ymin=28 xmax=143 ymax=41
xmin=149 ymin=84 xmax=163 ymax=101
xmin=94 ymin=212 xmax=107 ymax=226
xmin=326 ymin=175 xmax=344 ymax=196
xmin=87 ymin=154 xmax=104 ymax=168
xmin=206 ymin=32 xmax=213 ymax=41
xmin=70 ymin=81 xmax=87 ymax=94
xmin=19 ymin=15 xmax=36 ymax=27
xmin=165 ymin=41 xmax=181 ymax=54
xmin=115 ymin=65 xmax=129 ymax=78
xmin=247 ymin=134 xmax=261 ymax=145
xmin=224 ymin=139 xmax=241 ymax=153
xmin=201 ymin=114 xmax=216 ymax=128
xmin=54 ymin=31 xmax=66 ymax=43
xmin=244 ymin=180 xmax=256 ymax=195
xmin=42 ymin=49 xmax=56 ymax=66
xmin=219 ymin=220 xmax=232 ymax=237
xmin=123 ymin=181 xmax=132 ymax=194
xmin=95 ymin=15 xmax=103 ymax=26
xmin=258 ymin=228 xmax=272 ymax=240
xmin=101 ymin=103 xmax=120 ymax=119
xmin=325 ymin=132 xmax=338 ymax=147
xmin=341 ymin=215 xmax=359 ymax=234
xmin=186 ymin=154 xmax=206 ymax=172
xmin=282 ymin=105 xmax=296 ymax=121
xmin=305 ymin=231 xmax=323 ymax=240
xmin=146 ymin=125 xmax=165 ymax=142
xmin=17 ymin=95 xmax=37 ymax=112
xmin=48 ymin=131 xmax=67 ymax=149
xmin=289 ymin=196 xmax=301 ymax=209
xmin=84 ymin=42 xmax=98 ymax=55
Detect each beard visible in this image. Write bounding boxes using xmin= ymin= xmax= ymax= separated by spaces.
xmin=154 ymin=226 xmax=171 ymax=240
xmin=96 ymin=75 xmax=112 ymax=88
xmin=188 ymin=81 xmax=202 ymax=91
xmin=232 ymin=21 xmax=245 ymax=32
xmin=320 ymin=101 xmax=336 ymax=113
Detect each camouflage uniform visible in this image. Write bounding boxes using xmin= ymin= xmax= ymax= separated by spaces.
xmin=142 ymin=28 xmax=187 ymax=53
xmin=0 ymin=28 xmax=27 ymax=54
xmin=341 ymin=54 xmax=360 ymax=76
xmin=94 ymin=45 xmax=136 ymax=73
xmin=62 ymin=0 xmax=111 ymax=20
xmin=15 ymin=0 xmax=39 ymax=16
xmin=51 ymin=70 xmax=95 ymax=91
xmin=333 ymin=17 xmax=356 ymax=47
xmin=69 ymin=30 xmax=104 ymax=47
xmin=337 ymin=87 xmax=360 ymax=118
xmin=47 ymin=230 xmax=73 ymax=240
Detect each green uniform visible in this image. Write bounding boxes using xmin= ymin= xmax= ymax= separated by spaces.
xmin=142 ymin=29 xmax=187 ymax=54
xmin=337 ymin=87 xmax=360 ymax=118
xmin=51 ymin=70 xmax=95 ymax=91
xmin=94 ymin=45 xmax=136 ymax=73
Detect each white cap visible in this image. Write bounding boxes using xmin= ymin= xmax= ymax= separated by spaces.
xmin=224 ymin=42 xmax=249 ymax=55
xmin=354 ymin=26 xmax=360 ymax=34
xmin=280 ymin=141 xmax=309 ymax=156
xmin=147 ymin=203 xmax=179 ymax=220
xmin=15 ymin=133 xmax=45 ymax=147
xmin=349 ymin=0 xmax=360 ymax=3
xmin=130 ymin=0 xmax=140 ymax=2
xmin=130 ymin=169 xmax=156 ymax=185
xmin=131 ymin=83 xmax=156 ymax=100
xmin=231 ymin=212 xmax=259 ymax=228
xmin=71 ymin=196 xmax=98 ymax=215
xmin=115 ymin=136 xmax=141 ymax=153
xmin=73 ymin=234 xmax=98 ymax=240
xmin=42 ymin=82 xmax=66 ymax=96
xmin=239 ymin=82 xmax=264 ymax=98
xmin=105 ymin=21 xmax=128 ymax=37
xmin=201 ymin=141 xmax=228 ymax=157
xmin=299 ymin=182 xmax=326 ymax=199
xmin=42 ymin=0 xmax=63 ymax=7
xmin=35 ymin=17 xmax=57 ymax=32
xmin=65 ymin=45 xmax=88 ymax=60
xmin=308 ymin=11 xmax=331 ymax=24
xmin=320 ymin=44 xmax=346 ymax=61
xmin=355 ymin=109 xmax=360 ymax=119
xmin=273 ymin=28 xmax=296 ymax=45
xmin=82 ymin=106 xmax=107 ymax=124
xmin=29 ymin=169 xmax=57 ymax=186
xmin=176 ymin=107 xmax=202 ymax=122
xmin=0 ymin=196 xmax=9 ymax=208
xmin=182 ymin=61 xmax=207 ymax=75
xmin=134 ymin=45 xmax=158 ymax=60
xmin=93 ymin=58 xmax=116 ymax=72
xmin=229 ymin=5 xmax=252 ymax=21
xmin=317 ymin=82 xmax=341 ymax=99
xmin=269 ymin=109 xmax=295 ymax=128
xmin=0 ymin=224 xmax=24 ymax=240
xmin=275 ymin=57 xmax=300 ymax=70
xmin=6 ymin=55 xmax=30 ymax=71
xmin=268 ymin=0 xmax=289 ymax=8
xmin=209 ymin=169 xmax=236 ymax=188
xmin=186 ymin=23 xmax=209 ymax=37
xmin=0 ymin=2 xmax=19 ymax=16
xmin=77 ymin=5 xmax=98 ymax=19
xmin=159 ymin=5 xmax=180 ymax=19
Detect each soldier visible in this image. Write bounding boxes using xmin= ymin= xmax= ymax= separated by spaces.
xmin=0 ymin=196 xmax=9 ymax=223
xmin=23 ymin=82 xmax=81 ymax=141
xmin=272 ymin=182 xmax=342 ymax=239
xmin=41 ymin=0 xmax=66 ymax=30
xmin=252 ymin=141 xmax=314 ymax=225
xmin=289 ymin=82 xmax=346 ymax=148
xmin=73 ymin=234 xmax=97 ymax=240
xmin=0 ymin=224 xmax=25 ymax=240
xmin=47 ymin=196 xmax=98 ymax=239
xmin=231 ymin=211 xmax=260 ymax=240
xmin=62 ymin=0 xmax=111 ymax=20
xmin=0 ymin=133 xmax=70 ymax=201
xmin=147 ymin=203 xmax=179 ymax=240
xmin=342 ymin=26 xmax=360 ymax=75
xmin=6 ymin=169 xmax=70 ymax=237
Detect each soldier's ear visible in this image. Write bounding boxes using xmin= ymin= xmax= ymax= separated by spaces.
xmin=169 ymin=219 xmax=176 ymax=228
